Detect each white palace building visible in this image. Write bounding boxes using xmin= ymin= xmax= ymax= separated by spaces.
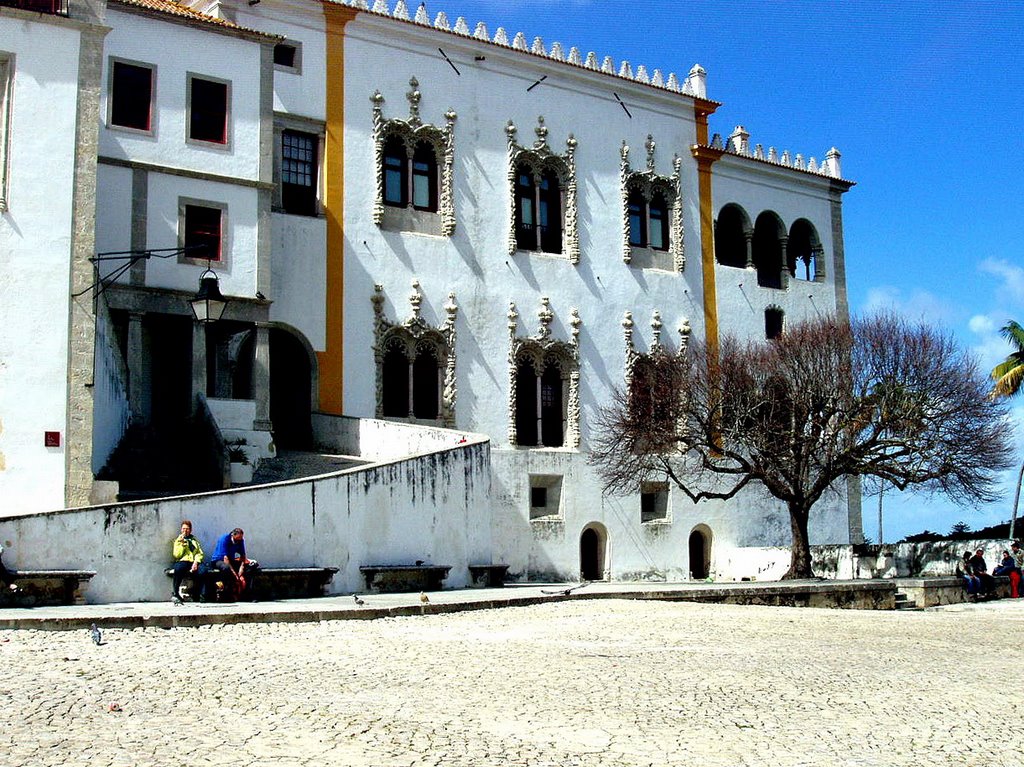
xmin=0 ymin=0 xmax=862 ymax=601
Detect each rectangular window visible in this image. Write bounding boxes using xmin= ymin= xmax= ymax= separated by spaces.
xmin=110 ymin=60 xmax=154 ymax=132
xmin=649 ymin=207 xmax=666 ymax=250
xmin=184 ymin=204 xmax=222 ymax=261
xmin=529 ymin=475 xmax=562 ymax=520
xmin=412 ymin=159 xmax=431 ymax=209
xmin=281 ymin=129 xmax=318 ymax=216
xmin=628 ymin=201 xmax=645 ymax=247
xmin=0 ymin=55 xmax=11 ymax=212
xmin=384 ymin=155 xmax=405 ymax=204
xmin=640 ymin=482 xmax=669 ymax=523
xmin=188 ymin=75 xmax=228 ymax=145
xmin=274 ymin=43 xmax=296 ymax=68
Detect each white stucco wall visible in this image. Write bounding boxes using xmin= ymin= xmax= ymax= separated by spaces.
xmin=313 ymin=16 xmax=854 ymax=582
xmin=0 ymin=16 xmax=83 ymax=515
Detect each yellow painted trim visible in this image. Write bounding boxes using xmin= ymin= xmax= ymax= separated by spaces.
xmin=319 ymin=4 xmax=358 ymax=415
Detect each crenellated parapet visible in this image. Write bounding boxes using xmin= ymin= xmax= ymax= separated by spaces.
xmin=708 ymin=124 xmax=848 ymax=182
xmin=343 ymin=0 xmax=711 ymax=102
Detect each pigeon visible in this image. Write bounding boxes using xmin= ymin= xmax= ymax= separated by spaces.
xmin=415 ymin=560 xmax=425 ymax=566
xmin=419 ymin=592 xmax=429 ymax=604
xmin=90 ymin=623 xmax=102 ymax=646
xmin=353 ymin=595 xmax=365 ymax=606
xmin=541 ymin=582 xmax=590 ymax=596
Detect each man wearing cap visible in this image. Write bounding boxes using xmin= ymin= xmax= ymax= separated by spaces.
xmin=209 ymin=528 xmax=260 ymax=601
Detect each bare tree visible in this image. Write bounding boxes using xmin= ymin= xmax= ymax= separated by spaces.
xmin=591 ymin=313 xmax=1013 ymax=578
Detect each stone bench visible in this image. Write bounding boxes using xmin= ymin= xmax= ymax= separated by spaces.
xmin=468 ymin=564 xmax=509 ymax=588
xmin=166 ymin=566 xmax=338 ymax=602
xmin=359 ymin=565 xmax=451 ymax=593
xmin=895 ymin=575 xmax=1012 ymax=608
xmin=0 ymin=570 xmax=95 ymax=607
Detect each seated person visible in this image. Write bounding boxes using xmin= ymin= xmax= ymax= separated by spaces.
xmin=208 ymin=527 xmax=259 ymax=602
xmin=969 ymin=548 xmax=996 ymax=598
xmin=993 ymin=550 xmax=1021 ymax=599
xmin=170 ymin=520 xmax=204 ymax=604
xmin=957 ymin=551 xmax=981 ymax=598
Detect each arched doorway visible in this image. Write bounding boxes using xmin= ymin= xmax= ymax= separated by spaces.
xmin=580 ymin=524 xmax=607 ymax=581
xmin=269 ymin=327 xmax=315 ymax=449
xmin=688 ymin=526 xmax=712 ymax=579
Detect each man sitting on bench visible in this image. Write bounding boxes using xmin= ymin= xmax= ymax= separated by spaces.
xmin=208 ymin=528 xmax=260 ymax=602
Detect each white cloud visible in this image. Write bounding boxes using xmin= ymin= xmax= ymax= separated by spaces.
xmin=979 ymin=258 xmax=1024 ymax=305
xmin=860 ymin=285 xmax=952 ymax=323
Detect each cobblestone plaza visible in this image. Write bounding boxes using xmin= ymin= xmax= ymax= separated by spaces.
xmin=2 ymin=599 xmax=1019 ymax=766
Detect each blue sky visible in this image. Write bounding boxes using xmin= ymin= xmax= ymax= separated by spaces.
xmin=429 ymin=0 xmax=1024 ymax=540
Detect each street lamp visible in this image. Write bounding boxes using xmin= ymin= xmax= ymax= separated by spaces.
xmin=189 ymin=267 xmax=228 ymax=323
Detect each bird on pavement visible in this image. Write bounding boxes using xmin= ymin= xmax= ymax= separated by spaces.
xmin=353 ymin=595 xmax=365 ymax=606
xmin=419 ymin=592 xmax=430 ymax=604
xmin=90 ymin=623 xmax=102 ymax=646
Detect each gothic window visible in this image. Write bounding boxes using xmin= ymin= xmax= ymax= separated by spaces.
xmin=514 ymin=356 xmax=567 ymax=448
xmin=507 ymin=118 xmax=578 ymax=263
xmin=620 ymin=136 xmax=682 ymax=271
xmin=372 ymin=283 xmax=458 ymax=426
xmin=371 ymin=78 xmax=456 ymax=236
xmin=515 ymin=164 xmax=563 ymax=254
xmin=507 ymin=299 xmax=581 ymax=449
xmin=714 ymin=203 xmax=751 ymax=268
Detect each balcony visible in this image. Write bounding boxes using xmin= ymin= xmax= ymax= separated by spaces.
xmin=0 ymin=0 xmax=68 ymax=15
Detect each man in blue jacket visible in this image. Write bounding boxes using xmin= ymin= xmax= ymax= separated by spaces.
xmin=209 ymin=528 xmax=260 ymax=601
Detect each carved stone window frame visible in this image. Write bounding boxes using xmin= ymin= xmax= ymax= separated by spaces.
xmin=620 ymin=135 xmax=684 ymax=272
xmin=507 ymin=297 xmax=581 ymax=448
xmin=371 ymin=77 xmax=457 ymax=236
xmin=506 ymin=116 xmax=579 ymax=264
xmin=622 ymin=309 xmax=691 ymax=390
xmin=372 ymin=281 xmax=458 ymax=426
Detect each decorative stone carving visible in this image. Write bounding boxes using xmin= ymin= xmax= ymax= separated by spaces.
xmin=370 ymin=78 xmax=457 ymax=236
xmin=620 ymin=135 xmax=684 ymax=271
xmin=371 ymin=282 xmax=458 ymax=426
xmin=507 ymin=297 xmax=581 ymax=448
xmin=506 ymin=117 xmax=580 ymax=264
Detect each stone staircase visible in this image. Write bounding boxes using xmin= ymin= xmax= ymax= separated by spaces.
xmin=894 ymin=592 xmax=921 ymax=611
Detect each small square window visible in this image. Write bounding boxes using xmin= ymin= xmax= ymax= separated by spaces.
xmin=640 ymin=482 xmax=669 ymax=523
xmin=529 ymin=474 xmax=562 ymax=520
xmin=183 ymin=204 xmax=222 ymax=261
xmin=273 ymin=41 xmax=301 ymax=73
xmin=110 ymin=60 xmax=154 ymax=132
xmin=188 ymin=75 xmax=229 ymax=145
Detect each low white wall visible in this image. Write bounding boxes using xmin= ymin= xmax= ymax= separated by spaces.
xmin=207 ymin=398 xmax=256 ymax=431
xmin=312 ymin=414 xmax=473 ymax=461
xmin=0 ymin=420 xmax=492 ymax=603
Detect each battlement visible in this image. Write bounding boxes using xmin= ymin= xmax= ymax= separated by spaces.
xmin=346 ymin=0 xmax=710 ymax=100
xmin=711 ymin=124 xmax=847 ymax=182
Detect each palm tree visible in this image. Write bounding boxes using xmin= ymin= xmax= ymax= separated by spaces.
xmin=992 ymin=320 xmax=1024 ymax=539
xmin=992 ymin=320 xmax=1024 ymax=398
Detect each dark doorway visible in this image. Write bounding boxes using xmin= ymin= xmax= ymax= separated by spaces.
xmin=689 ymin=529 xmax=710 ymax=579
xmin=580 ymin=527 xmax=605 ymax=581
xmin=269 ymin=328 xmax=313 ymax=449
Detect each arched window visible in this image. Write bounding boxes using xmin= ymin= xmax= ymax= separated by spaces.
xmin=649 ymin=191 xmax=669 ymax=251
xmin=753 ymin=211 xmax=785 ymax=289
xmin=381 ymin=345 xmax=409 ymax=417
xmin=787 ymin=218 xmax=822 ymax=282
xmin=412 ymin=349 xmax=439 ymax=419
xmin=714 ymin=203 xmax=750 ymax=268
xmin=628 ymin=353 xmax=680 ymax=452
xmin=383 ymin=135 xmax=407 ymax=207
xmin=627 ymin=189 xmax=646 ymax=247
xmin=515 ymin=163 xmax=564 ymax=254
xmin=515 ymin=361 xmax=539 ymax=446
xmin=411 ymin=141 xmax=438 ymax=211
xmin=540 ymin=363 xmax=565 ymax=448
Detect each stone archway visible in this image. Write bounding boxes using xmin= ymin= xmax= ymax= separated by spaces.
xmin=688 ymin=525 xmax=713 ymax=580
xmin=580 ymin=523 xmax=608 ymax=581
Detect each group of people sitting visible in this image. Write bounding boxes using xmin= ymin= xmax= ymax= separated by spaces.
xmin=170 ymin=521 xmax=260 ymax=603
xmin=957 ymin=542 xmax=1023 ymax=600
